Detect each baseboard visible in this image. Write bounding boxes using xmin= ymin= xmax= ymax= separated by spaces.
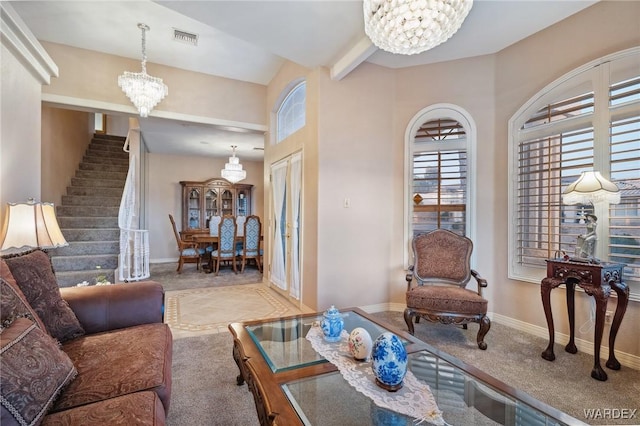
xmin=491 ymin=312 xmax=640 ymax=371
xmin=151 ymin=258 xmax=177 ymax=264
xmin=359 ymin=303 xmax=640 ymax=371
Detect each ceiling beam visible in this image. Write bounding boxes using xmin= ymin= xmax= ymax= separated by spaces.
xmin=330 ymin=36 xmax=378 ymax=81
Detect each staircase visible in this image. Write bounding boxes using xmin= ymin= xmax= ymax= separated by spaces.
xmin=50 ymin=134 xmax=128 ymax=287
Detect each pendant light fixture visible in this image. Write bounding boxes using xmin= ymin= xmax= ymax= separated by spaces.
xmin=221 ymin=145 xmax=246 ymax=184
xmin=363 ymin=0 xmax=473 ymax=55
xmin=118 ymin=23 xmax=168 ymax=117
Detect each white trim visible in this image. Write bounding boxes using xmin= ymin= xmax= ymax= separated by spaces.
xmin=492 ymin=313 xmax=640 ymax=371
xmin=403 ymin=103 xmax=478 ymax=268
xmin=0 ymin=2 xmax=58 ymax=84
xmin=41 ymin=93 xmax=267 ymax=132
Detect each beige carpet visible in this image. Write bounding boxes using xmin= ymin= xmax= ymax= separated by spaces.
xmin=165 ymin=283 xmax=303 ymax=339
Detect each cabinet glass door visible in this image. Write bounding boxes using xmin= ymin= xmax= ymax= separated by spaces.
xmin=205 ymin=188 xmax=216 ymax=226
xmin=188 ymin=188 xmax=201 ymax=229
xmin=221 ymin=189 xmax=233 ymax=216
xmin=237 ymin=189 xmax=248 ymax=216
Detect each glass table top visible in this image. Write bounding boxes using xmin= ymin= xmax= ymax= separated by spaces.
xmin=245 ymin=310 xmax=409 ymax=373
xmin=282 ymin=350 xmax=578 ymax=426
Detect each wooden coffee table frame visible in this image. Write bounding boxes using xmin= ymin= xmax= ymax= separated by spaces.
xmin=229 ymin=307 xmax=583 ymax=426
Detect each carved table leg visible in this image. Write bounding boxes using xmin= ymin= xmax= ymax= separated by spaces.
xmin=541 ymin=278 xmax=556 ymax=361
xmin=232 ymin=340 xmax=247 ymax=386
xmin=606 ymin=281 xmax=629 ymax=371
xmin=591 ymin=287 xmax=609 ymax=381
xmin=565 ymin=281 xmax=578 ymax=354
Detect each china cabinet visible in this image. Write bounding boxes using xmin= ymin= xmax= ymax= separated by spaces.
xmin=179 ymin=178 xmax=252 ymax=239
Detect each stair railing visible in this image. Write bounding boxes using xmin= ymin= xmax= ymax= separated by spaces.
xmin=118 ymin=150 xmax=150 ymax=282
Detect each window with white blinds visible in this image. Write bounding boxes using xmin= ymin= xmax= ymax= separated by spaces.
xmin=510 ymin=49 xmax=640 ymax=296
xmin=412 ymin=119 xmax=467 ymax=237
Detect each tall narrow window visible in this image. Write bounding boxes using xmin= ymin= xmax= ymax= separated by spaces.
xmin=510 ymin=49 xmax=640 ymax=296
xmin=276 ymin=81 xmax=306 ymax=143
xmin=412 ymin=119 xmax=467 ymax=236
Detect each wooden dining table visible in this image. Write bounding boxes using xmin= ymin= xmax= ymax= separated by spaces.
xmin=191 ymin=234 xmax=262 ymax=273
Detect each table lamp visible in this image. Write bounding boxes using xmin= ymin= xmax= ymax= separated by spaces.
xmin=562 ymin=171 xmax=620 ymax=262
xmin=0 ymin=199 xmax=68 ymax=254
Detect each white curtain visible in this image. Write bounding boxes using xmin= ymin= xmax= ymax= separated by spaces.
xmin=270 ymin=160 xmax=288 ymax=290
xmin=289 ymin=153 xmax=302 ymax=299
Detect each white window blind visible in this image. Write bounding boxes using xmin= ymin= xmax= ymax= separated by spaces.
xmin=412 ymin=119 xmax=467 ymax=237
xmin=510 ymin=50 xmax=640 ymax=297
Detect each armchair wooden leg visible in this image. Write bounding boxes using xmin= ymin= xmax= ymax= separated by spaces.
xmin=177 ymin=259 xmax=183 ymax=273
xmin=477 ymin=315 xmax=491 ymax=350
xmin=403 ymin=308 xmax=416 ymax=335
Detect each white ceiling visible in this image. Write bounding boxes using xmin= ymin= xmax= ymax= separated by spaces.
xmin=10 ymin=0 xmax=598 ymax=160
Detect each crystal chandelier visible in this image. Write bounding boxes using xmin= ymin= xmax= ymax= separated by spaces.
xmin=363 ymin=0 xmax=473 ymax=55
xmin=221 ymin=146 xmax=246 ymax=184
xmin=118 ymin=23 xmax=168 ymax=117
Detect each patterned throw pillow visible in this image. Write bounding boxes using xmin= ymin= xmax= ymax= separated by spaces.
xmin=3 ymin=250 xmax=84 ymax=342
xmin=0 ymin=259 xmax=46 ymax=331
xmin=0 ymin=317 xmax=78 ymax=426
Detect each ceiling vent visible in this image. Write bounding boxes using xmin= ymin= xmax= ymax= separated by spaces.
xmin=173 ymin=29 xmax=198 ymax=46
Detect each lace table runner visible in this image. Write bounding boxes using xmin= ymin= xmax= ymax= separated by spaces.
xmin=306 ymin=325 xmax=447 ymax=426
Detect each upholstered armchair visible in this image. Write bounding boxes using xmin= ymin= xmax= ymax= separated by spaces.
xmin=404 ymin=229 xmax=491 ymax=350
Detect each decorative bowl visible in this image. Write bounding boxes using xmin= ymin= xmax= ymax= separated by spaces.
xmin=371 ymin=332 xmax=407 ymax=391
xmin=348 ymin=327 xmax=373 ymax=361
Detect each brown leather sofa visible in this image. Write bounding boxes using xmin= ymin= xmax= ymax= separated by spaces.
xmin=1 ymin=250 xmax=172 ymax=426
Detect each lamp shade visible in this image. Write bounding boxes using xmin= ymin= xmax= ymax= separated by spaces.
xmin=0 ymin=201 xmax=68 ymax=251
xmin=562 ymin=171 xmax=620 ymax=205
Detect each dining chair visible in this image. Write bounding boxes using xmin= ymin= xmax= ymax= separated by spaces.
xmin=210 ymin=215 xmax=238 ymax=275
xmin=238 ymin=215 xmax=263 ymax=273
xmin=168 ymin=213 xmax=203 ymax=273
xmin=235 ymin=215 xmax=247 ymax=252
xmin=404 ymin=229 xmax=491 ymax=349
xmin=209 ymin=215 xmax=222 ymax=236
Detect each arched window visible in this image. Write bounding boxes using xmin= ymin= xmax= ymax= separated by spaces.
xmin=276 ymin=81 xmax=306 ymax=143
xmin=405 ymin=104 xmax=476 ymax=265
xmin=508 ymin=48 xmax=640 ymax=296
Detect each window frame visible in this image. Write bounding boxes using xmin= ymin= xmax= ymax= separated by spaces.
xmin=404 ymin=104 xmax=477 ymax=268
xmin=275 ymin=80 xmax=306 ymax=143
xmin=508 ymin=47 xmax=640 ymax=299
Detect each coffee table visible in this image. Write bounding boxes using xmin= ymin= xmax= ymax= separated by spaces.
xmin=229 ymin=308 xmax=585 ymax=426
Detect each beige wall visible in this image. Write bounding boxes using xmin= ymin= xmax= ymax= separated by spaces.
xmin=0 ymin=44 xmax=43 ymax=214
xmin=394 ymin=55 xmax=497 ymax=306
xmin=41 ymin=41 xmax=267 ymax=127
xmin=265 ymin=61 xmax=318 ymax=308
xmin=315 ymin=62 xmax=396 ymax=309
xmin=41 ymin=106 xmax=92 ymax=205
xmin=492 ymin=1 xmax=640 ymax=356
xmin=147 ymin=153 xmax=264 ymax=262
xmin=6 ymin=0 xmax=639 ymax=360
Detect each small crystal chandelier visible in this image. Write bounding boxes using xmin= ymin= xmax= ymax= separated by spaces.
xmin=118 ymin=23 xmax=168 ymax=117
xmin=221 ymin=146 xmax=246 ymax=184
xmin=363 ymin=0 xmax=473 ymax=55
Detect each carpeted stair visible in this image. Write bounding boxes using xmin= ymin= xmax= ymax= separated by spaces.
xmin=50 ymin=134 xmax=128 ymax=287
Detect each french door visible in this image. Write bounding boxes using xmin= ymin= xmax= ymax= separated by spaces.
xmin=270 ymin=152 xmax=302 ymax=301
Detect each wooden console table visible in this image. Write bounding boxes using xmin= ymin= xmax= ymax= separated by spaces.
xmin=540 ymin=259 xmax=629 ymax=381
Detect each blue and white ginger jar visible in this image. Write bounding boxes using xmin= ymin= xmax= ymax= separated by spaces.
xmin=320 ymin=305 xmax=344 ymax=342
xmin=371 ymin=332 xmax=407 ymax=391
